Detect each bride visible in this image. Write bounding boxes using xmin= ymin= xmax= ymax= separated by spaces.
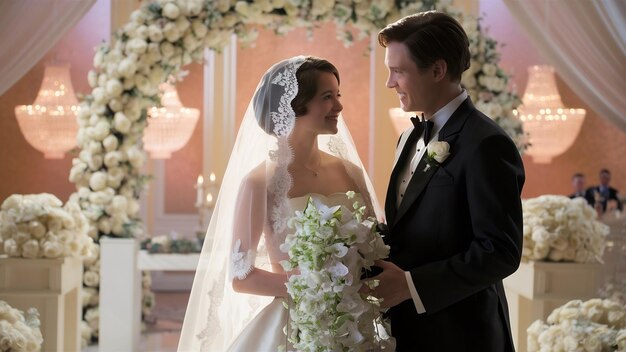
xmin=178 ymin=55 xmax=381 ymax=351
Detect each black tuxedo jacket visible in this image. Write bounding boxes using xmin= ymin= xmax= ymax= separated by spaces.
xmin=584 ymin=186 xmax=623 ymax=211
xmin=384 ymin=98 xmax=525 ymax=351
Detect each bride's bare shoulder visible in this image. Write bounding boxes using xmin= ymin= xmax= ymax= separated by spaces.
xmin=240 ymin=161 xmax=269 ymax=192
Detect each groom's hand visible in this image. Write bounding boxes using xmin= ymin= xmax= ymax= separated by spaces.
xmin=362 ymin=259 xmax=412 ymax=309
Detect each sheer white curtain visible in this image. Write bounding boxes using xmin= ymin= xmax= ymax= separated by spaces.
xmin=0 ymin=0 xmax=96 ymax=96
xmin=503 ymin=0 xmax=626 ymax=132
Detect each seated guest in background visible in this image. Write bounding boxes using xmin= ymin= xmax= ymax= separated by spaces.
xmin=569 ymin=173 xmax=586 ymax=199
xmin=585 ymin=169 xmax=623 ymax=213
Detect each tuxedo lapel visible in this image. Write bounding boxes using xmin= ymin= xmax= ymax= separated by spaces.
xmin=394 ymin=157 xmax=437 ymax=226
xmin=385 ymin=125 xmax=422 ymax=226
xmin=391 ymin=98 xmax=474 ymax=227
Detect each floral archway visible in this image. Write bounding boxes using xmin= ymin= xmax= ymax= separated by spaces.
xmin=70 ymin=0 xmax=526 ymax=344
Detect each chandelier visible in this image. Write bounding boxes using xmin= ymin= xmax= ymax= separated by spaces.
xmin=388 ymin=108 xmax=416 ymax=136
xmin=14 ymin=64 xmax=79 ymax=159
xmin=515 ymin=65 xmax=586 ymax=163
xmin=143 ymin=83 xmax=200 ymax=159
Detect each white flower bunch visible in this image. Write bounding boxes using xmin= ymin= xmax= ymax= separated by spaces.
xmin=0 ymin=300 xmax=43 ymax=352
xmin=454 ymin=11 xmax=527 ymax=152
xmin=0 ymin=194 xmax=95 ymax=260
xmin=527 ymin=298 xmax=626 ymax=352
xmin=522 ymin=195 xmax=609 ymax=263
xmin=280 ymin=192 xmax=394 ymax=351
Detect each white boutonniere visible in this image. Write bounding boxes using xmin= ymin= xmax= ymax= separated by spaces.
xmin=424 ymin=141 xmax=450 ymax=171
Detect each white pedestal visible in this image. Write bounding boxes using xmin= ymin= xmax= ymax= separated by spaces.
xmin=504 ymin=261 xmax=601 ymax=352
xmin=0 ymin=256 xmax=83 ymax=352
xmin=99 ymin=237 xmax=141 ymax=352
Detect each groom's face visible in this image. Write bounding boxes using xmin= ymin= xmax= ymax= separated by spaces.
xmin=385 ymin=41 xmax=432 ymax=113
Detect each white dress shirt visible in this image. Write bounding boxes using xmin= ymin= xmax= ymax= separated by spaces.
xmin=394 ymin=90 xmax=468 ymax=314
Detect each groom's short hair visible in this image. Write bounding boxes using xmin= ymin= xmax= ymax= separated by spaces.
xmin=378 ymin=11 xmax=470 ymax=83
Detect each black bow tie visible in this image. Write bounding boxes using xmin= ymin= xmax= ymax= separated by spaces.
xmin=410 ymin=115 xmax=434 ymax=142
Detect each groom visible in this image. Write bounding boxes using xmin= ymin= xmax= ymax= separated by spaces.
xmin=371 ymin=11 xmax=525 ymax=351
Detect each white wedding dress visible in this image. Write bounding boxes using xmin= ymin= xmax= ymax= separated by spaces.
xmin=227 ymin=192 xmax=364 ymax=352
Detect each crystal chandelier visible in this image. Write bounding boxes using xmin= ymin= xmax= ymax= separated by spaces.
xmin=515 ymin=65 xmax=586 ymax=163
xmin=14 ymin=64 xmax=79 ymax=159
xmin=388 ymin=108 xmax=416 ymax=136
xmin=143 ymin=83 xmax=200 ymax=159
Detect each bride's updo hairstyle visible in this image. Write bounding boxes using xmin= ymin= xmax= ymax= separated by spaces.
xmin=253 ymin=56 xmax=340 ymax=136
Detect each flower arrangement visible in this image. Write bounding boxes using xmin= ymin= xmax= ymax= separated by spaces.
xmin=0 ymin=300 xmax=43 ymax=352
xmin=72 ymin=0 xmax=527 ymax=342
xmin=280 ymin=192 xmax=393 ymax=351
xmin=0 ymin=194 xmax=95 ymax=259
xmin=140 ymin=232 xmax=201 ymax=253
xmin=522 ymin=195 xmax=610 ymax=263
xmin=527 ymin=298 xmax=626 ymax=351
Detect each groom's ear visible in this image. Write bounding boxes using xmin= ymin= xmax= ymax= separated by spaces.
xmin=431 ymin=59 xmax=448 ymax=82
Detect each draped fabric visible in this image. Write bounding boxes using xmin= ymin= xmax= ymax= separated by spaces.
xmin=503 ymin=0 xmax=626 ymax=131
xmin=0 ymin=0 xmax=96 ymax=96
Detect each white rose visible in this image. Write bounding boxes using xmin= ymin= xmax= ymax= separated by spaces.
xmin=69 ymin=162 xmax=88 ymax=183
xmin=175 ymin=16 xmax=190 ymax=32
xmin=28 ymin=220 xmax=46 ymax=239
xmin=83 ymin=270 xmax=100 ymax=287
xmin=148 ymin=24 xmax=164 ymax=42
xmin=87 ymin=70 xmax=98 ymax=88
xmin=93 ymin=49 xmax=105 ymax=69
xmin=118 ymin=55 xmax=138 ymax=78
xmin=97 ymin=217 xmax=112 ymax=234
xmin=109 ymin=196 xmax=128 ymax=215
xmin=183 ymin=32 xmax=201 ymax=51
xmin=134 ymin=74 xmax=153 ymax=96
xmin=43 ymin=241 xmax=63 ymax=258
xmin=102 ymin=135 xmax=119 ymax=153
xmin=159 ymin=41 xmax=175 ymax=59
xmin=162 ymin=2 xmax=180 ymax=19
xmin=89 ymin=172 xmax=108 ymax=191
xmin=113 ymin=112 xmax=131 ymax=134
xmin=87 ymin=141 xmax=103 ymax=155
xmin=127 ymin=199 xmax=140 ymax=216
xmin=148 ymin=66 xmax=165 ymax=87
xmin=106 ymin=79 xmax=124 ymax=98
xmin=482 ymin=63 xmax=497 ymax=76
xmin=179 ymin=0 xmax=203 ymax=16
xmin=191 ymin=19 xmax=207 ymax=38
xmin=91 ymin=120 xmax=111 ymax=141
xmin=103 ymin=151 xmax=122 ymax=168
xmin=92 ymin=87 xmax=107 ymax=104
xmin=22 ymin=239 xmax=40 ymax=258
xmin=163 ymin=22 xmax=181 ymax=43
xmin=126 ymin=38 xmax=147 ymax=54
xmin=108 ymin=98 xmax=123 ymax=113
xmin=3 ymin=238 xmax=19 ymax=256
xmin=427 ymin=141 xmax=450 ymax=163
xmin=87 ymin=154 xmax=104 ymax=171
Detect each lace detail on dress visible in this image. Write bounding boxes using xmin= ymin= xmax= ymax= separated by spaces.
xmin=270 ymin=60 xmax=300 ymax=137
xmin=268 ymin=136 xmax=294 ymax=237
xmin=231 ymin=239 xmax=256 ymax=280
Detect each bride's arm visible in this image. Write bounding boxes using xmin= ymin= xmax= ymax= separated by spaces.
xmin=230 ymin=171 xmax=288 ymax=297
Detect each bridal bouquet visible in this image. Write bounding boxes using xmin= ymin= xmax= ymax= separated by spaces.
xmin=527 ymin=298 xmax=626 ymax=351
xmin=280 ymin=192 xmax=394 ymax=352
xmin=0 ymin=300 xmax=43 ymax=352
xmin=522 ymin=195 xmax=609 ymax=263
xmin=0 ymin=193 xmax=96 ymax=259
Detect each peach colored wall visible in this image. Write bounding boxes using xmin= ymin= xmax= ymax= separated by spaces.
xmin=236 ymin=24 xmax=371 ymax=170
xmin=480 ymin=0 xmax=626 ymax=198
xmin=164 ymin=63 xmax=204 ymax=214
xmin=0 ymin=0 xmax=110 ymax=203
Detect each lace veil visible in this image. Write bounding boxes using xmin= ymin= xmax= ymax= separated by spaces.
xmin=178 ymin=56 xmax=381 ymax=351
